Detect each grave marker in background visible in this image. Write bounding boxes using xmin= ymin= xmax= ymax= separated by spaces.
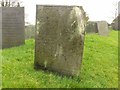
xmin=0 ymin=7 xmax=25 ymax=49
xmin=25 ymin=25 xmax=35 ymax=39
xmin=85 ymin=21 xmax=98 ymax=33
xmin=97 ymin=21 xmax=109 ymax=36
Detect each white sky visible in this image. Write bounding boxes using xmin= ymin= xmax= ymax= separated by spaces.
xmin=21 ymin=0 xmax=120 ymax=25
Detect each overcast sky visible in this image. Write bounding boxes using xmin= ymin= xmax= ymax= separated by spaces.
xmin=21 ymin=0 xmax=120 ymax=25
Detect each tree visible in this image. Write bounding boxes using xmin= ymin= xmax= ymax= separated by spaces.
xmin=111 ymin=1 xmax=118 ymax=20
xmin=0 ymin=0 xmax=22 ymax=7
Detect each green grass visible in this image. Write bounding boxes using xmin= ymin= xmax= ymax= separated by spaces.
xmin=2 ymin=30 xmax=118 ymax=88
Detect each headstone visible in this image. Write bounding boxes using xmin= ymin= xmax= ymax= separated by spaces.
xmin=25 ymin=25 xmax=35 ymax=39
xmin=85 ymin=21 xmax=98 ymax=33
xmin=35 ymin=5 xmax=87 ymax=76
xmin=97 ymin=21 xmax=109 ymax=36
xmin=0 ymin=7 xmax=25 ymax=49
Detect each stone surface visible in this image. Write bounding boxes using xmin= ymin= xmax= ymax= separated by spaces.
xmin=85 ymin=21 xmax=98 ymax=33
xmin=97 ymin=21 xmax=109 ymax=36
xmin=25 ymin=25 xmax=35 ymax=39
xmin=35 ymin=5 xmax=87 ymax=76
xmin=111 ymin=15 xmax=120 ymax=30
xmin=0 ymin=7 xmax=25 ymax=49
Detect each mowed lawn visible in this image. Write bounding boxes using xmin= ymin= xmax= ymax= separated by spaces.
xmin=2 ymin=30 xmax=118 ymax=88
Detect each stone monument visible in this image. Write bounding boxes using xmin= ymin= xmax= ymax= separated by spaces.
xmin=85 ymin=21 xmax=98 ymax=33
xmin=97 ymin=21 xmax=109 ymax=36
xmin=35 ymin=5 xmax=87 ymax=76
xmin=0 ymin=7 xmax=25 ymax=49
xmin=25 ymin=25 xmax=35 ymax=39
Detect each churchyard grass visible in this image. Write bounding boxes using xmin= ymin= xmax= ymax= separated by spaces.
xmin=2 ymin=30 xmax=118 ymax=88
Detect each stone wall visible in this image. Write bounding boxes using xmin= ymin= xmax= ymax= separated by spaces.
xmin=0 ymin=7 xmax=25 ymax=49
xmin=35 ymin=5 xmax=87 ymax=76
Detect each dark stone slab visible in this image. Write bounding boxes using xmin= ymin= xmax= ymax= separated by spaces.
xmin=0 ymin=7 xmax=25 ymax=49
xmin=85 ymin=21 xmax=98 ymax=33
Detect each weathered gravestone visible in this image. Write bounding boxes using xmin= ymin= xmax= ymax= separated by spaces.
xmin=97 ymin=21 xmax=109 ymax=36
xmin=0 ymin=7 xmax=25 ymax=49
xmin=35 ymin=5 xmax=87 ymax=76
xmin=85 ymin=21 xmax=98 ymax=33
xmin=25 ymin=25 xmax=35 ymax=39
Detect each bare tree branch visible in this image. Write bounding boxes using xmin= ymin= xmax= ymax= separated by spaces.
xmin=0 ymin=0 xmax=22 ymax=7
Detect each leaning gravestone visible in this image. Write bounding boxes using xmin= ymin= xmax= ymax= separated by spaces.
xmin=85 ymin=21 xmax=98 ymax=33
xmin=97 ymin=21 xmax=109 ymax=36
xmin=35 ymin=5 xmax=87 ymax=76
xmin=0 ymin=7 xmax=25 ymax=49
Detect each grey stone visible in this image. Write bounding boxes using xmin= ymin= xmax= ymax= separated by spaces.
xmin=111 ymin=15 xmax=120 ymax=30
xmin=97 ymin=21 xmax=109 ymax=36
xmin=25 ymin=25 xmax=35 ymax=39
xmin=35 ymin=5 xmax=87 ymax=76
xmin=0 ymin=7 xmax=25 ymax=49
xmin=85 ymin=21 xmax=98 ymax=33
